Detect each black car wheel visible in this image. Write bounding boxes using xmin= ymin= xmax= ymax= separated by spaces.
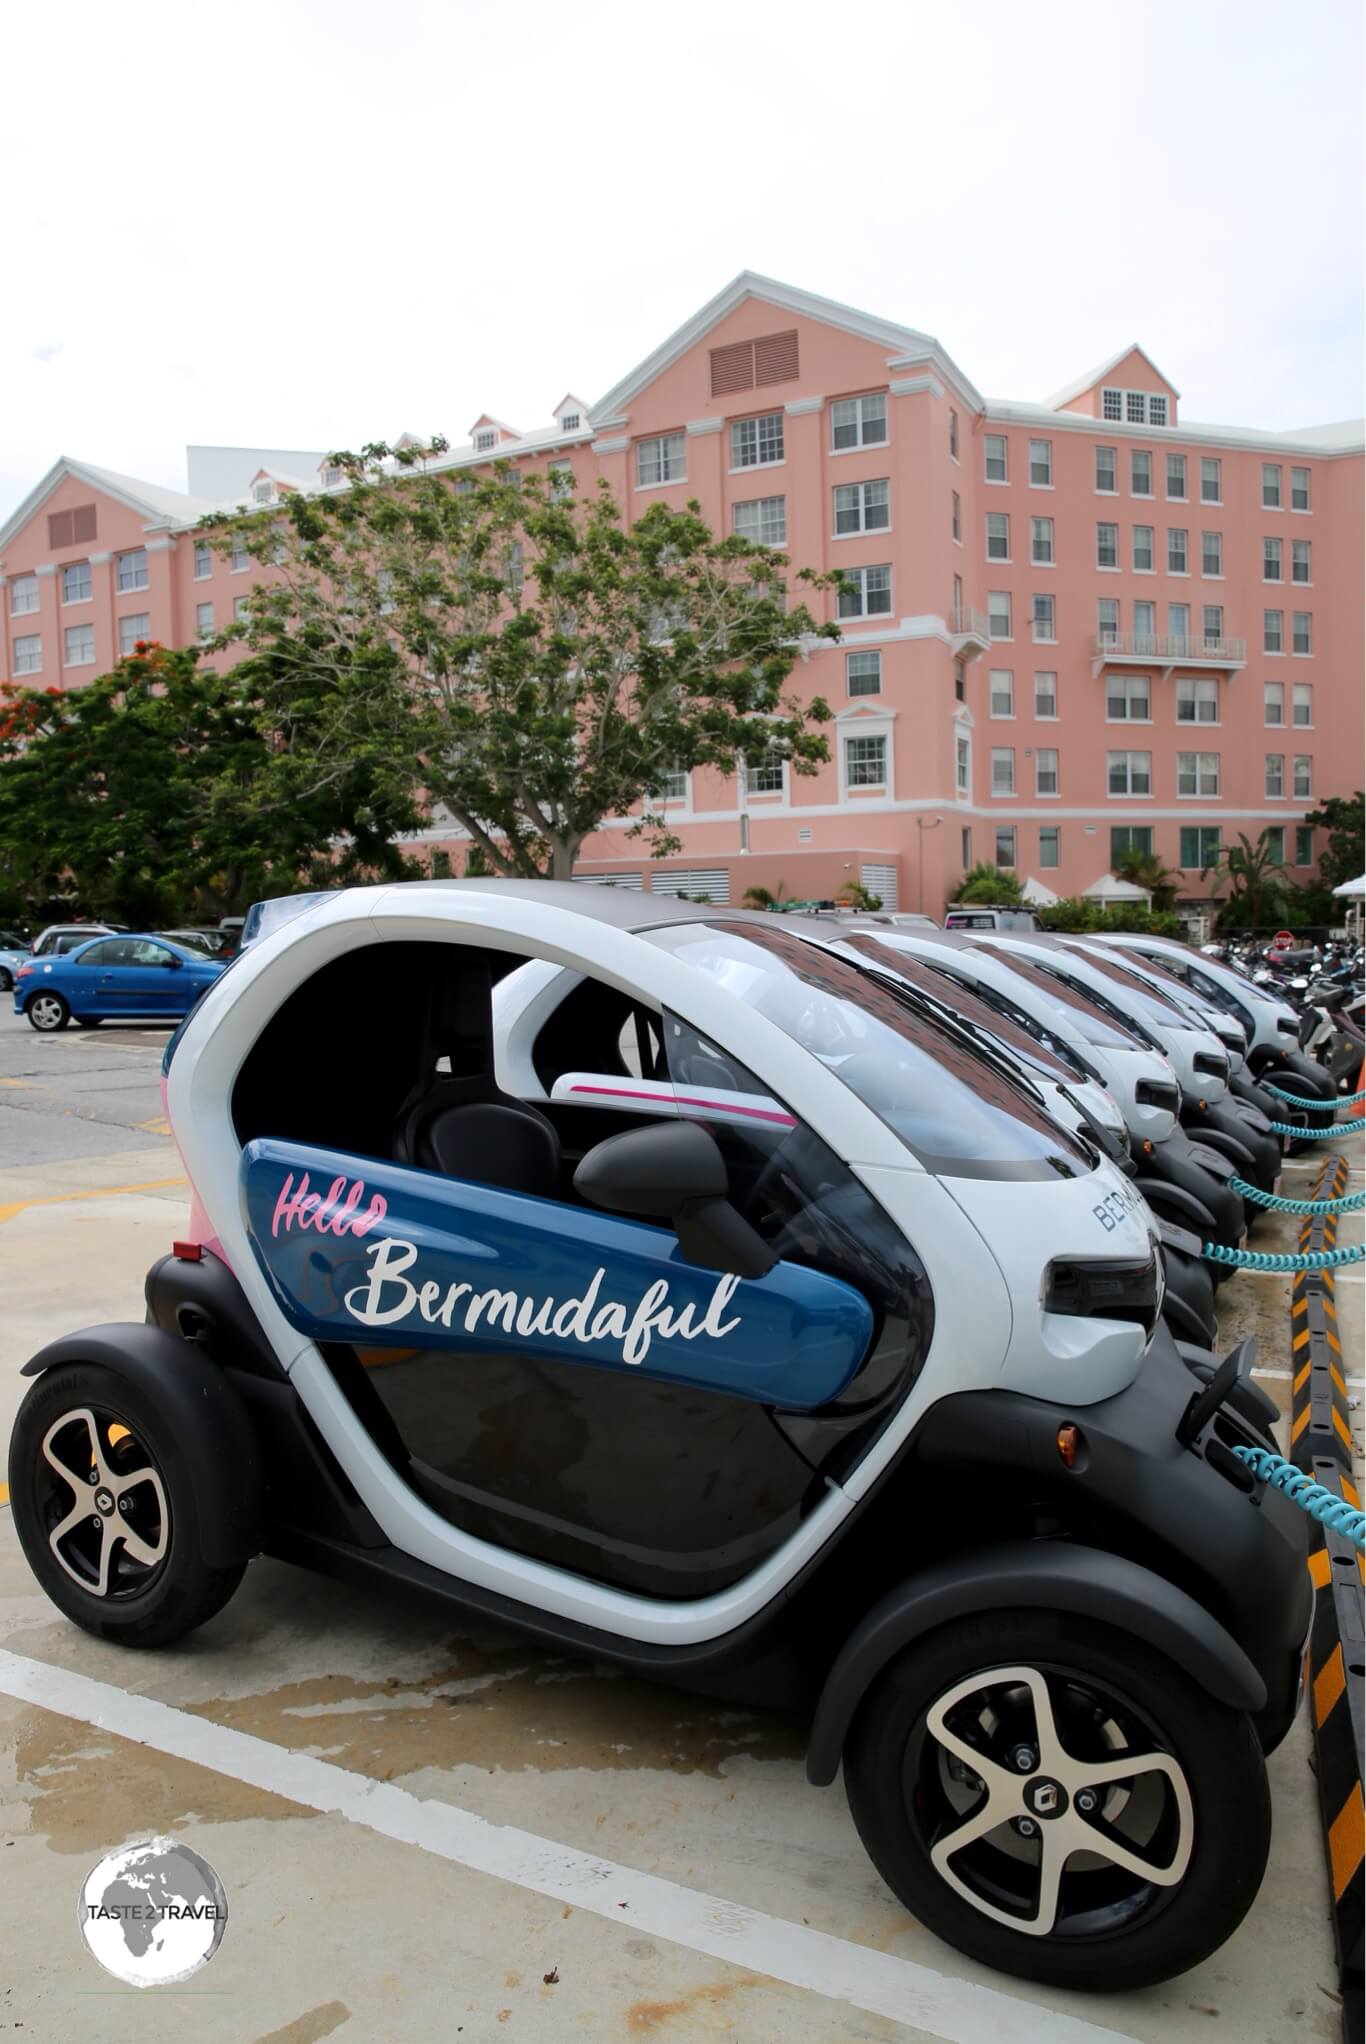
xmin=8 ymin=1362 xmax=246 ymax=1648
xmin=26 ymin=990 xmax=70 ymax=1032
xmin=0 ymin=967 xmax=12 ymax=992
xmin=844 ymin=1610 xmax=1270 ymax=1992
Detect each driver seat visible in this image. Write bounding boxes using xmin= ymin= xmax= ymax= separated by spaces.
xmin=393 ymin=959 xmax=562 ymax=1197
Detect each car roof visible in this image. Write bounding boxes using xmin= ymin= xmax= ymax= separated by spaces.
xmin=313 ymin=877 xmax=829 ymax=936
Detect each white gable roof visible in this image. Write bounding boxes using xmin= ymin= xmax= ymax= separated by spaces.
xmin=0 ymin=456 xmax=216 ymax=558
xmin=1047 ymin=344 xmax=1181 ymax=410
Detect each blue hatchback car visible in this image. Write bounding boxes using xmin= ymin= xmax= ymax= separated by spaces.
xmin=13 ymin=933 xmax=225 ymax=1031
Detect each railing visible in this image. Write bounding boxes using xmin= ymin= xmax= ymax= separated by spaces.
xmin=1092 ymin=631 xmax=1247 ymax=663
xmin=951 ymin=606 xmax=989 ymax=640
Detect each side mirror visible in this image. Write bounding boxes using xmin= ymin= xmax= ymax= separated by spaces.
xmin=164 ymin=955 xmax=184 ymax=969
xmin=573 ymin=1120 xmax=777 ymax=1281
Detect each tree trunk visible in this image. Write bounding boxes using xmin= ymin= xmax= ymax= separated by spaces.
xmin=548 ymin=836 xmax=582 ymax=883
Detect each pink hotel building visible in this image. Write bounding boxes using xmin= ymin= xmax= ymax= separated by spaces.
xmin=1 ymin=274 xmax=1361 ymax=915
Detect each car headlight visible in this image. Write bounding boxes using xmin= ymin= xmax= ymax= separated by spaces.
xmin=1136 ymin=1079 xmax=1180 ymax=1111
xmin=1043 ymin=1254 xmax=1161 ymax=1336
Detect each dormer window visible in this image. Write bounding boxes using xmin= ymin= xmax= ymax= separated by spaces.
xmin=252 ymin=479 xmax=276 ymax=505
xmin=560 ymin=411 xmax=581 ymax=433
xmin=320 ymin=463 xmax=344 ymax=489
xmin=1101 ymin=387 xmax=1169 ymax=427
xmin=474 ymin=430 xmax=497 ymax=453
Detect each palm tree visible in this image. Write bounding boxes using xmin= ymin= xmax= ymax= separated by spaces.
xmin=1112 ymin=846 xmax=1179 ymax=913
xmin=952 ymin=861 xmax=1026 ymax=907
xmin=1205 ymin=830 xmax=1289 ymax=933
xmin=741 ymin=879 xmax=792 ymax=912
xmin=836 ymin=880 xmax=883 ymax=911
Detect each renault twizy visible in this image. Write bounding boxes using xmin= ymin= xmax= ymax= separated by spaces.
xmin=8 ymin=882 xmax=1310 ymax=1992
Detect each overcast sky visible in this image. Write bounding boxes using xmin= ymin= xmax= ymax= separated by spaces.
xmin=3 ymin=0 xmax=1362 ymax=520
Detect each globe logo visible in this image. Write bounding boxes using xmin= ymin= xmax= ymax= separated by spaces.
xmin=78 ymin=1837 xmax=227 ymax=1987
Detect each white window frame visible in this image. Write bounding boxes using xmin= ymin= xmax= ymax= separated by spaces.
xmin=1030 ymin=515 xmax=1054 ymax=565
xmin=1168 ymin=602 xmax=1190 ymax=639
xmin=1264 ymin=753 xmax=1284 ymax=799
xmin=193 ymin=542 xmax=212 ymax=580
xmin=64 ymin=622 xmax=95 ymax=668
xmin=846 ymin=649 xmax=882 ymax=697
xmin=951 ymin=490 xmax=961 ymax=543
xmin=474 ymin=430 xmax=497 ymax=453
xmin=843 ymin=729 xmax=889 ymax=791
xmin=12 ymin=633 xmax=41 ymax=674
xmin=990 ymin=746 xmax=1016 ymax=797
xmin=987 ymin=590 xmax=1012 ymax=640
xmin=836 ymin=564 xmax=893 ymax=620
xmin=118 ymin=612 xmax=150 ymax=658
xmin=1264 ymin=681 xmax=1285 ymax=726
xmin=984 ymin=434 xmax=1008 ymax=483
xmin=733 ymin=495 xmax=787 ymax=547
xmin=1292 ymin=755 xmax=1313 ymax=800
xmin=1264 ymin=609 xmax=1283 ymax=654
xmin=1291 ymin=539 xmax=1311 ymax=584
xmin=1165 ymin=453 xmax=1187 ymax=500
xmin=1038 ymin=824 xmax=1061 ymax=869
xmin=1096 ymin=521 xmax=1119 ymax=569
xmin=1177 ymin=750 xmax=1221 ymax=799
xmin=988 ymin=669 xmax=1014 ymax=719
xmin=955 ymin=732 xmax=971 ymax=797
xmin=636 ymin=433 xmax=686 ymax=489
xmin=1200 ymin=530 xmax=1222 ymax=578
xmin=116 ymin=548 xmax=149 ymax=593
xmin=730 ymin=411 xmax=784 ymax=471
xmin=1094 ymin=446 xmax=1117 ymax=494
xmin=1292 ymin=611 xmax=1312 ymax=656
xmin=994 ymin=825 xmax=1017 ymax=869
xmin=1107 ymin=748 xmax=1153 ymax=796
xmin=1176 ymin=676 xmax=1220 ymax=725
xmin=1263 ymin=536 xmax=1282 ymax=582
xmin=230 ymin=537 xmax=250 ymax=573
xmin=1261 ymin=463 xmax=1282 ymax=509
xmin=1294 ymin=825 xmax=1314 ymax=866
xmin=830 ymin=394 xmax=888 ymax=452
xmin=1028 ymin=438 xmax=1053 ymax=487
xmin=1292 ymin=682 xmax=1313 ymax=727
xmin=1290 ymin=467 xmax=1311 ymax=513
xmin=196 ymin=602 xmax=215 ymax=641
xmin=833 ymin=478 xmax=890 ymax=537
xmin=1167 ymin=527 xmax=1188 ymax=575
xmin=1130 ymin=449 xmax=1153 ymax=497
xmin=1200 ymin=457 xmax=1221 ymax=504
xmin=1132 ymin=524 xmax=1155 ymax=573
xmin=1035 ymin=747 xmax=1059 ymax=797
xmin=61 ymin=560 xmax=92 ymax=605
xmin=1034 ymin=671 xmax=1058 ymax=719
xmin=1031 ymin=593 xmax=1056 ymax=643
xmin=1097 ymin=597 xmax=1121 ymax=645
xmin=744 ymin=750 xmax=786 ymax=797
xmin=1179 ymin=826 xmax=1221 ymax=870
xmin=985 ymin=510 xmax=1010 ymax=561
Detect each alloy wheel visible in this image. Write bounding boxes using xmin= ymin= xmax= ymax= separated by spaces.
xmin=37 ymin=1406 xmax=169 ymax=1597
xmin=29 ymin=994 xmax=66 ymax=1030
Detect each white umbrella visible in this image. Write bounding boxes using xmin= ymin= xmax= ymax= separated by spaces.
xmin=1021 ymin=876 xmax=1059 ymax=906
xmin=1083 ymin=873 xmax=1151 ymax=904
xmin=1331 ymin=873 xmax=1366 ymax=897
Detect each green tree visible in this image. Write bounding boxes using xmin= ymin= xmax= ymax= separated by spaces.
xmin=0 ymin=643 xmax=419 ymax=924
xmin=1302 ymin=792 xmax=1365 ymax=894
xmin=217 ymin=443 xmax=839 ymax=882
xmin=1204 ymin=829 xmax=1291 ymax=933
xmin=952 ymin=861 xmax=1026 ymax=907
xmin=740 ymin=880 xmax=793 ymax=912
xmin=836 ymin=880 xmax=883 ymax=911
xmin=1036 ymin=898 xmax=1184 ymax=937
xmin=1110 ymin=846 xmax=1179 ymax=913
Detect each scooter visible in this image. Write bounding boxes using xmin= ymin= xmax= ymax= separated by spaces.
xmin=7 ymin=883 xmax=1310 ymax=1995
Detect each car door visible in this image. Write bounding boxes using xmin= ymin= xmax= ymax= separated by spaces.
xmin=93 ymin=937 xmax=181 ymax=1016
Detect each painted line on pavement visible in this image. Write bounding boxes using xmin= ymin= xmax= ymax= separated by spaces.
xmin=0 ymin=1176 xmax=186 ymax=1226
xmin=0 ymin=1645 xmax=1142 ymax=2044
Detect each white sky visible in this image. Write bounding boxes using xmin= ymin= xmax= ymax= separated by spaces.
xmin=2 ymin=0 xmax=1362 ymax=520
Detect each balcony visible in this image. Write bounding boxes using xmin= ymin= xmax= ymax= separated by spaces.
xmin=1090 ymin=631 xmax=1247 ymax=680
xmin=950 ymin=605 xmax=990 ymax=659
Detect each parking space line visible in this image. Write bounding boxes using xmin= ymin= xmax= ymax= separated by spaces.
xmin=0 ymin=1176 xmax=186 ymax=1226
xmin=0 ymin=1645 xmax=1141 ymax=2044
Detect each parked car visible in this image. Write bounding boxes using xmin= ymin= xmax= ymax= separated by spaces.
xmin=0 ymin=940 xmax=31 ymax=993
xmin=942 ymin=906 xmax=1038 ymax=932
xmin=30 ymin=922 xmax=115 ymax=958
xmin=158 ymin=928 xmax=235 ymax=959
xmin=12 ymin=934 xmax=226 ymax=1031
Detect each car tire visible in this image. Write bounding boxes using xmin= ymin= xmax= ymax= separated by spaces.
xmin=73 ymin=1017 xmax=100 ymax=1029
xmin=843 ymin=1609 xmax=1270 ymax=1993
xmin=7 ymin=1361 xmax=247 ymax=1649
xmin=0 ymin=968 xmax=11 ymax=993
xmin=26 ymin=990 xmax=70 ymax=1032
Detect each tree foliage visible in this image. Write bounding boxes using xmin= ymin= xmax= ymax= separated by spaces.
xmin=1205 ymin=829 xmax=1292 ymax=933
xmin=1036 ymin=898 xmax=1184 ymax=937
xmin=1110 ymin=846 xmax=1179 ymax=913
xmin=1303 ymin=791 xmax=1365 ymax=895
xmin=216 ymin=442 xmax=839 ymax=881
xmin=0 ymin=643 xmax=419 ymax=924
xmin=952 ymin=861 xmax=1026 ymax=907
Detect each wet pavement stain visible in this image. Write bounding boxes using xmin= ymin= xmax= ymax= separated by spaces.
xmin=184 ymin=1638 xmax=809 ymax=1784
xmin=253 ymin=2003 xmax=352 ymax=2044
xmin=626 ymin=1979 xmax=754 ymax=2031
xmin=12 ymin=1709 xmax=316 ymax=1853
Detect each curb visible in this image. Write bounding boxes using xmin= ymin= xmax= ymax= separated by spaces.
xmin=1290 ymin=1151 xmax=1363 ymax=2038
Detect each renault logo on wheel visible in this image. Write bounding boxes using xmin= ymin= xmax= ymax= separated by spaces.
xmin=1026 ymin=1776 xmax=1068 ymax=1819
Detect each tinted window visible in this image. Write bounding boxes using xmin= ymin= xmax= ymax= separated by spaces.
xmin=647 ymin=921 xmax=1090 ymax=1178
xmin=836 ymin=933 xmax=1079 ymax=1081
xmin=1060 ymin=949 xmax=1198 ymax=1030
xmin=73 ymin=940 xmax=114 ymax=966
xmin=975 ymin=949 xmax=1144 ymax=1050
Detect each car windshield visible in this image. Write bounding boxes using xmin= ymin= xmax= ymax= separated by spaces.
xmin=646 ymin=921 xmax=1091 ymax=1178
xmin=1058 ymin=948 xmax=1199 ymax=1030
xmin=836 ymin=933 xmax=1080 ymax=1082
xmin=973 ymin=949 xmax=1145 ymax=1050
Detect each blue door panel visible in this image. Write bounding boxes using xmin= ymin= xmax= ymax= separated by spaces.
xmin=241 ymin=1138 xmax=874 ymax=1410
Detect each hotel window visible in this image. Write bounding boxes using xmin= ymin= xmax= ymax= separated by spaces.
xmin=846 ymin=649 xmax=882 ymax=696
xmin=949 ymin=408 xmax=959 ymax=459
xmin=196 ymin=602 xmax=214 ymax=641
xmin=1097 ymin=596 xmax=1120 ymax=644
xmin=1293 ymin=682 xmax=1313 ymax=726
xmin=320 ymin=464 xmax=345 ymax=489
xmin=1292 ymin=611 xmax=1312 ymax=655
xmin=1292 ymin=539 xmax=1311 ymax=583
xmin=1168 ymin=602 xmax=1190 ymax=639
xmin=1180 ymin=826 xmax=1221 ymax=869
xmin=1031 ymin=516 xmax=1054 ymax=564
xmin=64 ymin=622 xmax=95 ymax=667
xmin=984 ymin=434 xmax=1008 ymax=482
xmin=1261 ymin=463 xmax=1282 ymax=509
xmin=649 ymin=768 xmax=688 ymax=805
xmin=1177 ymin=751 xmax=1220 ymax=797
xmin=1096 ymin=521 xmax=1119 ymax=568
xmin=116 ymin=548 xmax=149 ymax=593
xmin=1031 ymin=593 xmax=1055 ymax=642
xmin=987 ymin=590 xmax=1012 ymax=638
xmin=1133 ymin=600 xmax=1156 ymax=640
xmin=1295 ymin=826 xmax=1314 ymax=866
xmin=986 ymin=511 xmax=1010 ymax=560
xmin=1108 ymin=749 xmax=1152 ymax=795
xmin=1291 ymin=466 xmax=1311 ymax=512
xmin=837 ymin=564 xmax=892 ymax=618
xmin=62 ymin=560 xmax=91 ymax=604
xmin=1112 ymin=826 xmax=1153 ymax=859
xmin=636 ymin=433 xmax=686 ymax=486
xmin=119 ymin=612 xmax=150 ymax=657
xmin=193 ymin=542 xmax=212 ymax=579
xmin=951 ymin=490 xmax=961 ymax=541
xmin=1149 ymin=395 xmax=1168 ymax=424
xmin=474 ymin=430 xmax=497 ymax=452
xmin=956 ymin=736 xmax=970 ymax=794
xmin=833 ymin=479 xmax=889 ymax=535
xmin=1107 ymin=675 xmax=1150 ymax=721
xmin=1200 ymin=458 xmax=1221 ymax=503
xmin=1201 ymin=530 xmax=1222 ymax=577
xmin=234 ymin=595 xmax=251 ymax=623
xmin=1167 ymin=527 xmax=1188 ymax=574
xmin=1095 ymin=445 xmax=1117 ymax=493
xmin=9 ymin=574 xmax=39 ymax=615
xmin=1264 ymin=681 xmax=1284 ymax=725
xmin=251 ymin=479 xmax=276 ymax=506
xmin=1102 ymin=388 xmax=1124 ymax=421
xmin=1039 ymin=825 xmax=1060 ymax=868
xmin=1293 ymin=756 xmax=1313 ymax=799
xmin=230 ymin=535 xmax=250 ymax=571
xmin=989 ymin=669 xmax=1014 ymax=717
xmin=1132 ymin=525 xmax=1154 ymax=572
xmin=954 ymin=657 xmax=967 ymax=702
xmin=1131 ymin=450 xmax=1152 ymax=496
xmin=1264 ymin=826 xmax=1285 ymax=864
xmin=1126 ymin=391 xmax=1146 ymax=423
xmin=1263 ymin=537 xmax=1282 ymax=581
xmin=733 ymin=496 xmax=787 ymax=546
xmin=844 ymin=733 xmax=887 ymax=787
xmin=1264 ymin=610 xmax=1283 ymax=653
xmin=1265 ymin=754 xmax=1284 ymax=798
xmin=559 ymin=413 xmax=581 ymax=433
xmin=1166 ymin=453 xmax=1187 ymax=500
xmin=745 ymin=752 xmax=785 ymax=795
xmin=12 ymin=634 xmax=41 ymax=674
xmin=1176 ymin=676 xmax=1219 ymax=723
xmin=1035 ymin=748 xmax=1059 ymax=796
xmin=1029 ymin=438 xmax=1052 ymax=486
xmin=1034 ymin=671 xmax=1057 ymax=718
xmin=730 ymin=411 xmax=784 ymax=469
xmin=1203 ymin=605 xmax=1224 ymax=644
xmin=994 ymin=826 xmax=1017 ymax=868
xmin=991 ymin=747 xmax=1015 ymax=795
xmin=831 ymin=394 xmax=888 ymax=450
xmin=549 ymin=460 xmax=574 ymax=500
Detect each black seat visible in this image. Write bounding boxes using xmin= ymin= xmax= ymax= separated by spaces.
xmin=392 ymin=959 xmax=562 ymax=1197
